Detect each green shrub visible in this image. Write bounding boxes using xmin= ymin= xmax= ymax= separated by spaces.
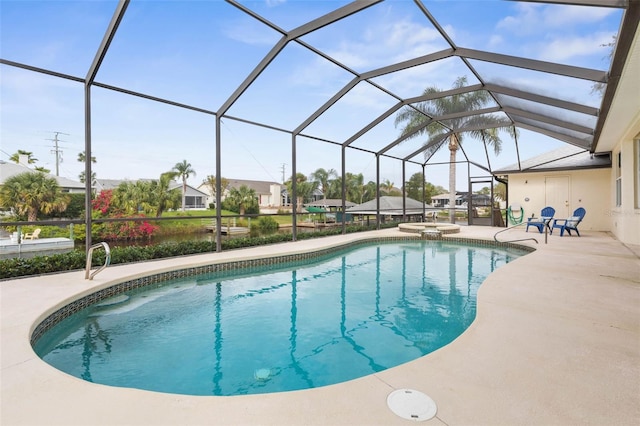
xmin=0 ymin=222 xmax=395 ymax=280
xmin=255 ymin=216 xmax=279 ymax=233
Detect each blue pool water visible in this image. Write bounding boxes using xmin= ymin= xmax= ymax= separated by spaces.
xmin=34 ymin=240 xmax=527 ymax=396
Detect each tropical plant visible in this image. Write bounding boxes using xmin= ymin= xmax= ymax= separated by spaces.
xmin=310 ymin=168 xmax=337 ymax=201
xmin=493 ymin=182 xmax=507 ymax=202
xmin=285 ymin=173 xmax=318 ymax=212
xmin=0 ymin=171 xmax=69 ymax=221
xmin=172 ymin=160 xmax=196 ymax=211
xmin=111 ymin=181 xmax=149 ymax=215
xmin=9 ymin=150 xmax=38 ymax=164
xmin=91 ymin=189 xmax=159 ymax=241
xmin=150 ymin=172 xmax=181 ymax=217
xmin=362 ymin=180 xmax=377 ymax=203
xmin=395 ymin=76 xmax=516 ymax=222
xmin=344 ymin=172 xmax=363 ymax=203
xmin=225 ymin=185 xmax=258 ymax=216
xmin=380 ymin=179 xmax=397 ymax=196
xmin=405 ymin=173 xmax=420 ymax=202
xmin=77 ymin=151 xmax=97 ymax=185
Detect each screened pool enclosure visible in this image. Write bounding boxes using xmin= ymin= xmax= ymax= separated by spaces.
xmin=1 ymin=0 xmax=638 ymax=250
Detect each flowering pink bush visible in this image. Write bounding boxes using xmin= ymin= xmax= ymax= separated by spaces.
xmin=91 ymin=191 xmax=159 ymax=240
xmin=92 ymin=190 xmax=112 ymax=214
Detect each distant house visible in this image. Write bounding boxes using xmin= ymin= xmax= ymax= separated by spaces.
xmin=0 ymin=161 xmax=86 ymax=193
xmin=95 ymin=178 xmax=208 ymax=210
xmin=431 ymin=193 xmax=463 ymax=208
xmin=197 ymin=178 xmax=283 ymax=209
xmin=431 ymin=192 xmax=491 ymax=208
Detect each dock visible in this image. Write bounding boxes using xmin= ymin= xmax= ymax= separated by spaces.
xmin=204 ymin=225 xmax=250 ymax=235
xmin=0 ymin=237 xmax=75 ymax=259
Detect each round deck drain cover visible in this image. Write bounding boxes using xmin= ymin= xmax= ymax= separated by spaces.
xmin=387 ymin=389 xmax=437 ymax=421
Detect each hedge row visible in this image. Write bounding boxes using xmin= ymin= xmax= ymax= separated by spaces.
xmin=0 ymin=223 xmax=396 ymax=280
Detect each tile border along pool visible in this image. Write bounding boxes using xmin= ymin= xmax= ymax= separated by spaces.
xmin=2 ymin=226 xmax=639 ymax=425
xmin=30 ymin=235 xmax=534 ymax=345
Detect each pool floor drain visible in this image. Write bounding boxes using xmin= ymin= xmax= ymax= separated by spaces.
xmin=387 ymin=389 xmax=437 ymax=421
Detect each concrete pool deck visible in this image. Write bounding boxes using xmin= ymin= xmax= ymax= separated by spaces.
xmin=1 ymin=225 xmax=639 ymax=425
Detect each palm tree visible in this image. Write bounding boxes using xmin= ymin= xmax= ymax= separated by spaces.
xmin=380 ymin=179 xmax=395 ymax=195
xmin=285 ymin=173 xmax=318 ymax=212
xmin=0 ymin=172 xmax=69 ymax=221
xmin=9 ymin=150 xmax=38 ymax=165
xmin=172 ymin=160 xmax=196 ymax=212
xmin=226 ymin=185 xmax=257 ymax=217
xmin=395 ymin=76 xmax=516 ymax=223
xmin=310 ymin=168 xmax=337 ymax=201
xmin=77 ymin=151 xmax=97 ymax=185
xmin=345 ymin=172 xmax=363 ymax=203
xmin=150 ymin=172 xmax=181 ymax=217
xmin=362 ymin=180 xmax=377 ymax=203
xmin=112 ymin=181 xmax=143 ymax=214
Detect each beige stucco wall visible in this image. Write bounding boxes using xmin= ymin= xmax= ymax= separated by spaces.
xmin=609 ymin=130 xmax=640 ymax=246
xmin=507 ymin=168 xmax=611 ymax=232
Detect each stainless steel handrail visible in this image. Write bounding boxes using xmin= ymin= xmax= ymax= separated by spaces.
xmin=494 ymin=223 xmax=539 ymax=244
xmin=85 ymin=242 xmax=111 ymax=280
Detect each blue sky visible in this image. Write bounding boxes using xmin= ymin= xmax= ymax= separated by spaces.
xmin=0 ymin=0 xmax=622 ymax=190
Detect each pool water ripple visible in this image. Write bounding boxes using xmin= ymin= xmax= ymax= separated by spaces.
xmin=34 ymin=240 xmax=527 ymax=396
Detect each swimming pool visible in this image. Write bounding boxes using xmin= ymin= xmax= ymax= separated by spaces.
xmin=34 ymin=239 xmax=528 ymax=396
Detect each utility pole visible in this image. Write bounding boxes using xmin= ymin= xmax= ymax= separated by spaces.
xmin=280 ymin=163 xmax=286 ymax=183
xmin=47 ymin=131 xmax=69 ymax=176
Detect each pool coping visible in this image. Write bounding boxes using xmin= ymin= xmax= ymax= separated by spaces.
xmin=2 ymin=226 xmax=639 ymax=425
xmin=30 ymin=234 xmax=534 ymax=347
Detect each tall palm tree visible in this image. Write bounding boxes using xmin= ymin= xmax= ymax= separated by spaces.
xmin=310 ymin=168 xmax=337 ymax=201
xmin=172 ymin=160 xmax=196 ymax=212
xmin=0 ymin=172 xmax=69 ymax=221
xmin=77 ymin=151 xmax=97 ymax=185
xmin=395 ymin=76 xmax=516 ymax=223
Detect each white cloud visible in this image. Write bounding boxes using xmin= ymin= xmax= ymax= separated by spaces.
xmin=221 ymin=20 xmax=281 ymax=46
xmin=325 ymin=16 xmax=444 ymax=71
xmin=542 ymin=4 xmax=616 ymax=27
xmin=538 ymin=32 xmax=616 ymax=62
xmin=488 ymin=35 xmax=504 ymax=49
xmin=266 ymin=0 xmax=286 ymax=7
xmin=497 ymin=3 xmax=616 ymax=35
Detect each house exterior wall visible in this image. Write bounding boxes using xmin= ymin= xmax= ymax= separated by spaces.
xmin=507 ymin=168 xmax=611 ymax=232
xmin=609 ymin=129 xmax=640 ymax=245
xmin=196 ymin=181 xmax=283 ymax=209
xmin=269 ymin=184 xmax=282 ymax=207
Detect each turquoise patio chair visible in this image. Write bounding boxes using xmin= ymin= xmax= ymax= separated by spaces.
xmin=551 ymin=207 xmax=586 ymax=237
xmin=526 ymin=206 xmax=555 ymax=233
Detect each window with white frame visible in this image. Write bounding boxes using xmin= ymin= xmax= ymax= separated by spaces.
xmin=616 ymin=151 xmax=622 ymax=207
